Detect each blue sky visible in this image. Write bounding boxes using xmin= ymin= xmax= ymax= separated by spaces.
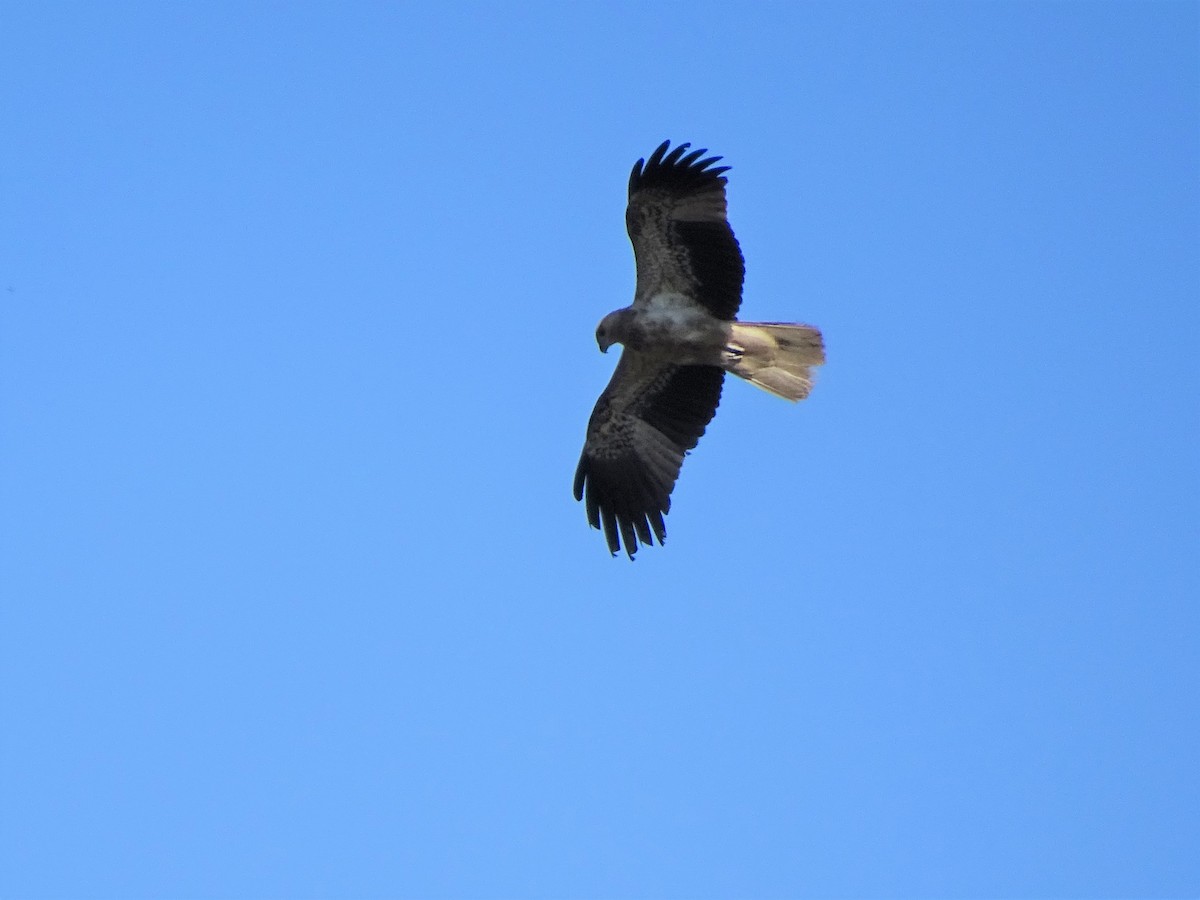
xmin=2 ymin=2 xmax=1196 ymax=897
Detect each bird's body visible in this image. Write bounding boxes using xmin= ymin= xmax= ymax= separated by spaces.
xmin=597 ymin=298 xmax=727 ymax=361
xmin=574 ymin=141 xmax=825 ymax=558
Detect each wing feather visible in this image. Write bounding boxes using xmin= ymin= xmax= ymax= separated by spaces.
xmin=625 ymin=139 xmax=745 ymax=320
xmin=573 ymin=351 xmax=724 ymax=558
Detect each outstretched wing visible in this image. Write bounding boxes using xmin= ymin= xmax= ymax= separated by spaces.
xmin=626 ymin=140 xmax=745 ymax=320
xmin=574 ymin=352 xmax=724 ymax=558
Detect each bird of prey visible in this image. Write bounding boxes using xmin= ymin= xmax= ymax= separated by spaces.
xmin=573 ymin=140 xmax=825 ymax=558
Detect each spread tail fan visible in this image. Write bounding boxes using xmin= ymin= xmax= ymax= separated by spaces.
xmin=725 ymin=322 xmax=825 ymax=401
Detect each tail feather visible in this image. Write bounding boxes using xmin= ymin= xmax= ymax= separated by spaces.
xmin=725 ymin=322 xmax=825 ymax=401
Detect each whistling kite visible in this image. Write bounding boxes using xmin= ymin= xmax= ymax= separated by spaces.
xmin=573 ymin=141 xmax=825 ymax=558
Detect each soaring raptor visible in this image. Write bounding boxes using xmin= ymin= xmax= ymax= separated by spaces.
xmin=573 ymin=140 xmax=825 ymax=558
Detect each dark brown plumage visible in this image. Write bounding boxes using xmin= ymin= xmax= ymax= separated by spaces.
xmin=574 ymin=141 xmax=825 ymax=558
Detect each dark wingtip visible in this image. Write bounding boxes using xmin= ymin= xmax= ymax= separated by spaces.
xmin=627 ymin=158 xmax=645 ymax=196
xmin=628 ymin=139 xmax=730 ymax=198
xmin=576 ymin=460 xmax=670 ymax=560
xmin=648 ymin=139 xmax=673 ymax=166
xmin=572 ymin=460 xmax=585 ymax=502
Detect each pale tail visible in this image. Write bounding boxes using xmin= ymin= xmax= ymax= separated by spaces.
xmin=724 ymin=322 xmax=825 ymax=401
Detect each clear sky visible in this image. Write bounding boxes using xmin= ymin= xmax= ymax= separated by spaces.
xmin=2 ymin=2 xmax=1197 ymax=897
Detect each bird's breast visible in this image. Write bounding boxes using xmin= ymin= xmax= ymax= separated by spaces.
xmin=629 ymin=305 xmax=729 ymax=364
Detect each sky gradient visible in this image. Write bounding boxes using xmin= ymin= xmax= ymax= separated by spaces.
xmin=2 ymin=2 xmax=1197 ymax=897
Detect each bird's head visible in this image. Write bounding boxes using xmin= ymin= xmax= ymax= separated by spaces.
xmin=595 ymin=309 xmax=631 ymax=353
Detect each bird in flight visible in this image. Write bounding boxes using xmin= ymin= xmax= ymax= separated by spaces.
xmin=573 ymin=140 xmax=825 ymax=558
